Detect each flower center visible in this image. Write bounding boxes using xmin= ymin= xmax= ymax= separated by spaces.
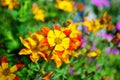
xmin=2 ymin=68 xmax=11 ymax=76
xmin=55 ymin=37 xmax=62 ymax=44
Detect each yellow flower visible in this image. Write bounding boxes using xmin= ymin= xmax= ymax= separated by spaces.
xmin=55 ymin=0 xmax=74 ymax=12
xmin=82 ymin=18 xmax=101 ymax=33
xmin=0 ymin=56 xmax=24 ymax=80
xmin=47 ymin=29 xmax=70 ymax=51
xmin=87 ymin=49 xmax=101 ymax=57
xmin=31 ymin=3 xmax=45 ymax=22
xmin=2 ymin=0 xmax=19 ymax=10
xmin=19 ymin=33 xmax=48 ymax=62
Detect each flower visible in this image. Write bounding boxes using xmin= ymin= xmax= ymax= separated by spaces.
xmin=116 ymin=21 xmax=120 ymax=31
xmin=31 ymin=3 xmax=45 ymax=22
xmin=0 ymin=56 xmax=24 ymax=80
xmin=19 ymin=32 xmax=49 ymax=62
xmin=82 ymin=18 xmax=102 ymax=33
xmin=47 ymin=28 xmax=70 ymax=51
xmin=55 ymin=0 xmax=74 ymax=12
xmin=2 ymin=0 xmax=19 ymax=10
xmin=91 ymin=0 xmax=110 ymax=7
xmin=69 ymin=66 xmax=74 ymax=75
xmin=87 ymin=49 xmax=101 ymax=57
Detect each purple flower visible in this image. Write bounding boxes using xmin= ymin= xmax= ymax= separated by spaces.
xmin=102 ymin=33 xmax=113 ymax=42
xmin=118 ymin=42 xmax=120 ymax=47
xmin=106 ymin=47 xmax=111 ymax=54
xmin=111 ymin=48 xmax=119 ymax=55
xmin=35 ymin=77 xmax=39 ymax=80
xmin=91 ymin=0 xmax=110 ymax=7
xmin=69 ymin=67 xmax=74 ymax=75
xmin=91 ymin=44 xmax=96 ymax=51
xmin=116 ymin=21 xmax=120 ymax=31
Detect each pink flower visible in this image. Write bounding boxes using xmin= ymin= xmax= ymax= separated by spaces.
xmin=116 ymin=21 xmax=120 ymax=31
xmin=91 ymin=0 xmax=110 ymax=7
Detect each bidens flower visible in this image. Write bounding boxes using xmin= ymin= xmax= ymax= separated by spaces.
xmin=55 ymin=0 xmax=74 ymax=12
xmin=19 ymin=32 xmax=49 ymax=62
xmin=0 ymin=56 xmax=24 ymax=80
xmin=2 ymin=0 xmax=19 ymax=10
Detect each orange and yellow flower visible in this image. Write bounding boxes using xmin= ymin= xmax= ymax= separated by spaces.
xmin=0 ymin=56 xmax=24 ymax=80
xmin=2 ymin=0 xmax=19 ymax=10
xmin=55 ymin=0 xmax=74 ymax=12
xmin=19 ymin=32 xmax=49 ymax=62
xmin=82 ymin=18 xmax=102 ymax=33
xmin=31 ymin=3 xmax=45 ymax=22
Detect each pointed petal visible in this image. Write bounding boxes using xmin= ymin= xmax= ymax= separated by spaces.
xmin=19 ymin=48 xmax=31 ymax=55
xmin=55 ymin=45 xmax=64 ymax=51
xmin=10 ymin=64 xmax=24 ymax=73
xmin=51 ymin=54 xmax=62 ymax=68
xmin=54 ymin=30 xmax=61 ymax=37
xmin=30 ymin=53 xmax=40 ymax=62
xmin=14 ymin=75 xmax=20 ymax=80
xmin=0 ymin=75 xmax=6 ymax=80
xmin=54 ymin=24 xmax=60 ymax=30
xmin=61 ymin=38 xmax=70 ymax=49
xmin=63 ymin=29 xmax=71 ymax=36
xmin=42 ymin=26 xmax=51 ymax=36
xmin=1 ymin=56 xmax=8 ymax=69
xmin=59 ymin=32 xmax=66 ymax=39
xmin=42 ymin=72 xmax=54 ymax=80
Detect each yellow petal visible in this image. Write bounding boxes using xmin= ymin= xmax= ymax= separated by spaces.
xmin=10 ymin=65 xmax=17 ymax=73
xmin=30 ymin=53 xmax=39 ymax=62
xmin=7 ymin=76 xmax=12 ymax=80
xmin=8 ymin=74 xmax=16 ymax=80
xmin=19 ymin=48 xmax=31 ymax=55
xmin=62 ymin=52 xmax=70 ymax=63
xmin=70 ymin=51 xmax=78 ymax=57
xmin=61 ymin=38 xmax=70 ymax=49
xmin=51 ymin=54 xmax=62 ymax=68
xmin=47 ymin=30 xmax=55 ymax=46
xmin=54 ymin=30 xmax=61 ymax=37
xmin=55 ymin=44 xmax=64 ymax=51
xmin=2 ymin=63 xmax=8 ymax=70
xmin=19 ymin=37 xmax=30 ymax=49
xmin=59 ymin=32 xmax=66 ymax=39
xmin=87 ymin=52 xmax=97 ymax=57
xmin=0 ymin=75 xmax=6 ymax=80
xmin=0 ymin=66 xmax=3 ymax=72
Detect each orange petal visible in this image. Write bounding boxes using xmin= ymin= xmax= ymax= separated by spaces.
xmin=1 ymin=56 xmax=8 ymax=63
xmin=14 ymin=75 xmax=20 ymax=80
xmin=54 ymin=24 xmax=60 ymax=30
xmin=63 ymin=29 xmax=71 ymax=36
xmin=42 ymin=26 xmax=51 ymax=36
xmin=42 ymin=72 xmax=54 ymax=80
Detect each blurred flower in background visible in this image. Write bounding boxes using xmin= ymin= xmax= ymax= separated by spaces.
xmin=116 ymin=21 xmax=120 ymax=31
xmin=91 ymin=0 xmax=110 ymax=7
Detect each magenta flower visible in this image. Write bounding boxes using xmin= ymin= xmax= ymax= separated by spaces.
xmin=111 ymin=48 xmax=119 ymax=55
xmin=91 ymin=0 xmax=110 ymax=7
xmin=116 ymin=21 xmax=120 ymax=31
xmin=102 ymin=33 xmax=113 ymax=42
